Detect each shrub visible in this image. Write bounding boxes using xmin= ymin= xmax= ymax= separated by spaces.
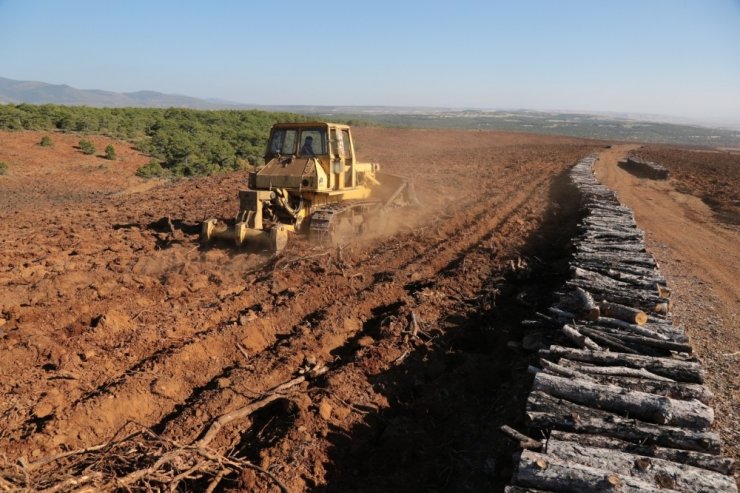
xmin=79 ymin=139 xmax=96 ymax=155
xmin=104 ymin=144 xmax=117 ymax=160
xmin=0 ymin=161 xmax=7 ymax=175
xmin=39 ymin=135 xmax=53 ymax=147
xmin=136 ymin=160 xmax=165 ymax=178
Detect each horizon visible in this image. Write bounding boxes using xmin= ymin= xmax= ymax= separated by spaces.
xmin=1 ymin=1 xmax=739 ymax=125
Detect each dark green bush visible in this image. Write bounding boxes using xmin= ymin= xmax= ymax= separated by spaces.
xmin=0 ymin=161 xmax=8 ymax=175
xmin=135 ymin=160 xmax=165 ymax=178
xmin=79 ymin=139 xmax=95 ymax=155
xmin=39 ymin=135 xmax=53 ymax=147
xmin=104 ymin=144 xmax=117 ymax=160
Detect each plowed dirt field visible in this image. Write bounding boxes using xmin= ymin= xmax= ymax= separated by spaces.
xmin=1 ymin=129 xmax=736 ymax=491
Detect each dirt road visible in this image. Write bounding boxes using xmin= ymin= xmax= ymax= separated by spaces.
xmin=595 ymin=145 xmax=740 ymax=473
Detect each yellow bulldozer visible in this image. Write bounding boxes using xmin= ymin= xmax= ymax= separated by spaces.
xmin=202 ymin=122 xmax=419 ymax=251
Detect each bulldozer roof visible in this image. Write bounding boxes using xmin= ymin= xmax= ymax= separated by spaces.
xmin=271 ymin=121 xmax=351 ymax=130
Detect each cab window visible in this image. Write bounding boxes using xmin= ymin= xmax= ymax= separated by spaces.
xmin=341 ymin=130 xmax=351 ymax=157
xmin=269 ymin=129 xmax=297 ymax=155
xmin=299 ymin=128 xmax=327 ymax=156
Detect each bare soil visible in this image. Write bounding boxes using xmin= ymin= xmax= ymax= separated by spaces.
xmin=1 ymin=129 xmax=737 ymax=491
xmin=634 ymin=145 xmax=740 ymax=225
xmin=596 ymin=145 xmax=740 ymax=485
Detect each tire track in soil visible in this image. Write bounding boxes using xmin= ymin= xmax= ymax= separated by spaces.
xmin=16 ymin=160 xmax=556 ymax=457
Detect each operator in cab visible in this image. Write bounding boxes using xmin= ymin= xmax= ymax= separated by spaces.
xmin=300 ymin=136 xmax=315 ymax=155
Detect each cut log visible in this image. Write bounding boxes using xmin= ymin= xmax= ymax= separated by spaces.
xmin=586 ymin=375 xmax=712 ymax=404
xmin=527 ymin=409 xmax=721 ymax=454
xmin=533 ymin=312 xmax=561 ymax=329
xmin=532 ymin=372 xmax=713 ymax=429
xmin=514 ymin=449 xmax=677 ymax=493
xmin=553 ymin=360 xmax=713 ymax=404
xmin=561 ymin=324 xmax=601 ymax=351
xmin=537 ymin=361 xmax=713 ymax=404
xmin=541 ymin=346 xmax=704 ymax=383
xmin=566 ymin=280 xmax=666 ymax=312
xmin=573 ymin=251 xmax=657 ymax=268
xmin=546 ymin=306 xmax=576 ymax=323
xmin=585 ymin=203 xmax=633 ymax=215
xmin=522 ymin=319 xmax=545 ymax=329
xmin=539 ymin=359 xmax=595 ymax=382
xmin=576 ymin=242 xmax=647 ymax=253
xmin=525 ymin=391 xmax=619 ymax=420
xmin=580 ymin=325 xmax=692 ymax=354
xmin=571 ymin=260 xmax=664 ymax=284
xmin=543 ymin=439 xmax=736 ymax=493
xmin=657 ymin=285 xmax=672 ymax=298
xmin=574 ymin=264 xmax=665 ymax=291
xmin=598 ymin=301 xmax=647 ymax=325
xmin=553 ymin=358 xmax=674 ymax=382
xmin=581 ymin=216 xmax=637 ymax=227
xmin=598 ymin=317 xmax=687 ymax=343
xmin=574 ymin=326 xmax=642 ymax=354
xmin=573 ymin=267 xmax=647 ymax=296
xmin=595 ymin=317 xmax=670 ymax=341
xmin=504 ymin=486 xmax=554 ymax=493
xmin=581 ymin=230 xmax=644 ymax=242
xmin=653 ymin=302 xmax=670 ymax=315
xmin=568 ymin=287 xmax=600 ymax=321
xmin=500 ymin=425 xmax=543 ymax=450
xmin=549 ymin=431 xmax=735 ymax=475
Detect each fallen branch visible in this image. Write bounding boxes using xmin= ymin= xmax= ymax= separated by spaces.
xmin=236 ymin=342 xmax=250 ymax=361
xmin=195 ymin=375 xmax=308 ymax=448
xmin=500 ymin=425 xmax=542 ymax=450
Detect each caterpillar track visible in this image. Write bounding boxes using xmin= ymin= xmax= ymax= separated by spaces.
xmin=308 ymin=200 xmax=381 ymax=243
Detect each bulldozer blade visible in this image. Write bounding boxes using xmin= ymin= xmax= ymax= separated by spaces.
xmin=375 ymin=172 xmax=422 ymax=208
xmin=202 ymin=218 xmax=288 ymax=252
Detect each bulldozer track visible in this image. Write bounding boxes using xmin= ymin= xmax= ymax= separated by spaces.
xmin=308 ymin=200 xmax=381 ymax=243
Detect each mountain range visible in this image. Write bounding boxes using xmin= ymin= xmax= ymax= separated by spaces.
xmin=0 ymin=76 xmax=243 ymax=109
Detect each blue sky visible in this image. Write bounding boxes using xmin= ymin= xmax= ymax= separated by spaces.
xmin=1 ymin=0 xmax=739 ymax=123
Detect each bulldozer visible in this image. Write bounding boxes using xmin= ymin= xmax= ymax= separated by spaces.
xmin=202 ymin=122 xmax=419 ymax=252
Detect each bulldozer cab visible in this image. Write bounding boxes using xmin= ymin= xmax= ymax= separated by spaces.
xmin=268 ymin=127 xmax=328 ymax=157
xmin=260 ymin=122 xmax=359 ymax=191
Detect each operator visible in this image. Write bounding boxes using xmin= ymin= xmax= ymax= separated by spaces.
xmin=300 ymin=136 xmax=315 ymax=155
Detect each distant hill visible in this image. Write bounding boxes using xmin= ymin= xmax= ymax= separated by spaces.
xmin=3 ymin=76 xmax=739 ymax=147
xmin=0 ymin=76 xmax=244 ymax=109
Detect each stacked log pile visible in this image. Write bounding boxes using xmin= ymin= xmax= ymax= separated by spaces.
xmin=618 ymin=155 xmax=669 ymax=180
xmin=506 ymin=155 xmax=736 ymax=492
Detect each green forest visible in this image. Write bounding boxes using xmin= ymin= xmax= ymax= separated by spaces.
xmin=0 ymin=104 xmax=308 ymax=176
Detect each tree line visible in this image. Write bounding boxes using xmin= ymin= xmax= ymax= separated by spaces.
xmin=0 ymin=104 xmax=309 ymax=176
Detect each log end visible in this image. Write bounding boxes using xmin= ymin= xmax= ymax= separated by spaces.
xmin=585 ymin=307 xmax=601 ymax=321
xmin=657 ymin=285 xmax=672 ymax=298
xmin=634 ymin=311 xmax=648 ymax=326
xmin=604 ymin=474 xmax=622 ymax=489
xmin=653 ymin=302 xmax=670 ymax=315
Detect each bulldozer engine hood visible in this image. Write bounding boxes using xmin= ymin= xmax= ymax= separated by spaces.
xmin=254 ymin=156 xmax=327 ymax=190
